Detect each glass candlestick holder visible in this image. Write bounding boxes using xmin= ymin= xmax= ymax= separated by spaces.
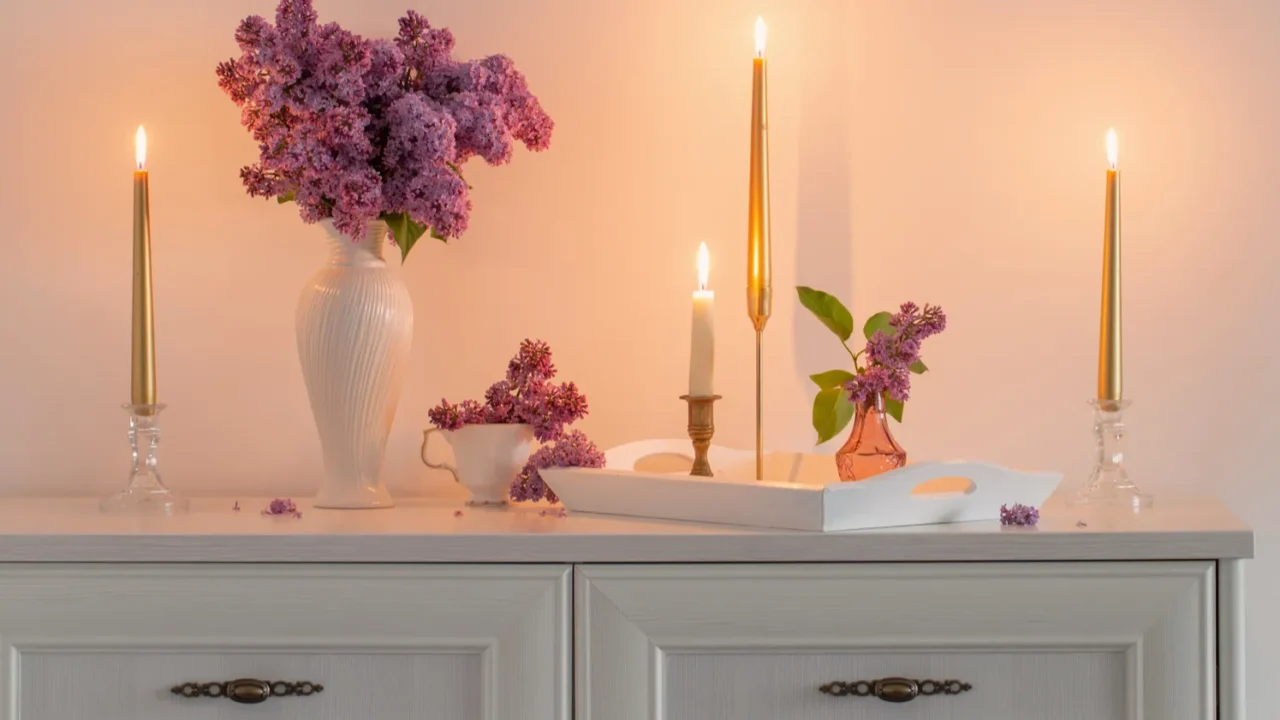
xmin=1074 ymin=399 xmax=1152 ymax=510
xmin=100 ymin=404 xmax=188 ymax=515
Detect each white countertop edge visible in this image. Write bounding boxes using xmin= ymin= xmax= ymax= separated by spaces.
xmin=0 ymin=496 xmax=1251 ymax=563
xmin=0 ymin=530 xmax=1252 ymax=563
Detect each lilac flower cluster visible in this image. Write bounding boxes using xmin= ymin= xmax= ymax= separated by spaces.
xmin=216 ymin=0 xmax=553 ymax=250
xmin=845 ymin=302 xmax=947 ymax=405
xmin=512 ymin=430 xmax=605 ymax=503
xmin=424 ymin=340 xmax=593 ymax=499
xmin=999 ymin=503 xmax=1040 ymax=527
xmin=844 ymin=365 xmax=911 ymax=406
xmin=262 ymin=497 xmax=302 ymax=518
xmin=428 ymin=339 xmax=587 ymax=442
xmin=428 ymin=340 xmax=602 ymax=502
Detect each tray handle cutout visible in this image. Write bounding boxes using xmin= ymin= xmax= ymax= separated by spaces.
xmin=909 ymin=476 xmax=977 ymax=496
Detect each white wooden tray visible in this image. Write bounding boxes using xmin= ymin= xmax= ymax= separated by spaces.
xmin=539 ymin=439 xmax=1062 ymax=532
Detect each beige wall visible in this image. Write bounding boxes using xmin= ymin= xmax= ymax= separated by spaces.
xmin=1 ymin=0 xmax=1275 ymax=706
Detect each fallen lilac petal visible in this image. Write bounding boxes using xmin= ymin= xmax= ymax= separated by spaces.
xmin=262 ymin=498 xmax=300 ymax=517
xmin=999 ymin=503 xmax=1039 ymax=527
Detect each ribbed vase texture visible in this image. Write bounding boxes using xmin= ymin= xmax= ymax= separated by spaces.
xmin=297 ymin=220 xmax=413 ymax=508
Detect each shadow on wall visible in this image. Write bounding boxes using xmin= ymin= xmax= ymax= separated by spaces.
xmin=790 ymin=26 xmax=854 ymax=410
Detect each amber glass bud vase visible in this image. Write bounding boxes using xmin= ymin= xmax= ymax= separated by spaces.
xmin=835 ymin=394 xmax=907 ymax=481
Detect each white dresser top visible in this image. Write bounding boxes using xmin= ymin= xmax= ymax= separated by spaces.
xmin=0 ymin=496 xmax=1250 ymax=563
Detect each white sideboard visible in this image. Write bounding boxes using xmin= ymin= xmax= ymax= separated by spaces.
xmin=0 ymin=497 xmax=1250 ymax=720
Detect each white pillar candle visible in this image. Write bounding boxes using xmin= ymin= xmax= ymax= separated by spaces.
xmin=689 ymin=242 xmax=715 ymax=396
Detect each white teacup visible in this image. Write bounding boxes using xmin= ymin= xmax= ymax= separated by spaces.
xmin=421 ymin=424 xmax=535 ymax=505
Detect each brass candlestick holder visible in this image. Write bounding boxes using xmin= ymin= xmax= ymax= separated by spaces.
xmin=680 ymin=394 xmax=721 ymax=476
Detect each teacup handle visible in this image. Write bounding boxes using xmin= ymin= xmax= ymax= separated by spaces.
xmin=421 ymin=429 xmax=459 ymax=482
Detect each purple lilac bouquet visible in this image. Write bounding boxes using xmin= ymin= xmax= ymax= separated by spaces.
xmin=428 ymin=340 xmax=603 ymax=502
xmin=797 ymin=287 xmax=947 ymax=443
xmin=216 ymin=0 xmax=553 ymax=260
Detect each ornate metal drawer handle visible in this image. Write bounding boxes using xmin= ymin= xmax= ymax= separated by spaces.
xmin=820 ymin=677 xmax=972 ymax=703
xmin=171 ymin=679 xmax=324 ymax=704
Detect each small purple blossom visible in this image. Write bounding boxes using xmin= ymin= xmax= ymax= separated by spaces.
xmin=427 ymin=399 xmax=465 ymax=430
xmin=511 ymin=430 xmax=605 ymax=503
xmin=507 ymin=339 xmax=556 ymax=385
xmin=453 ymin=509 xmax=464 ymax=518
xmin=519 ymin=380 xmax=590 ymax=442
xmin=891 ymin=301 xmax=947 ymax=338
xmin=1000 ymin=503 xmax=1040 ymax=527
xmin=262 ymin=498 xmax=302 ymax=518
xmin=864 ymin=302 xmax=946 ymax=377
xmin=217 ymin=0 xmax=552 ymax=253
xmin=843 ymin=364 xmax=912 ymax=405
xmin=428 ymin=398 xmax=488 ymax=430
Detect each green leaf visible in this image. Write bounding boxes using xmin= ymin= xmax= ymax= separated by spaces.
xmin=909 ymin=359 xmax=928 ymax=374
xmin=809 ymin=369 xmax=856 ymax=390
xmin=382 ymin=212 xmax=429 ymax=263
xmin=430 ymin=227 xmax=447 ymax=242
xmin=796 ymin=286 xmax=855 ymax=341
xmin=277 ymin=191 xmax=295 ymax=204
xmin=813 ymin=387 xmax=856 ymax=444
xmin=863 ymin=311 xmax=893 ymax=340
xmin=884 ymin=395 xmax=905 ymax=423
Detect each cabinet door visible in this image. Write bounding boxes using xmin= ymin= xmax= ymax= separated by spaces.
xmin=0 ymin=564 xmax=570 ymax=720
xmin=577 ymin=562 xmax=1213 ymax=720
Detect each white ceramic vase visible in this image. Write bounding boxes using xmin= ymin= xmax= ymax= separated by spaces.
xmin=421 ymin=424 xmax=535 ymax=505
xmin=297 ymin=220 xmax=413 ymax=509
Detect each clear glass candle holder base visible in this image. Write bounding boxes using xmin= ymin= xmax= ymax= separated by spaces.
xmin=100 ymin=404 xmax=188 ymax=515
xmin=1073 ymin=399 xmax=1153 ymax=510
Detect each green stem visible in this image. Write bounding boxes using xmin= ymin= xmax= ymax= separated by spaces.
xmin=841 ymin=341 xmax=864 ymax=373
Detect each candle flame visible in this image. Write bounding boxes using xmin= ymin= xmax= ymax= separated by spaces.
xmin=135 ymin=125 xmax=147 ymax=170
xmin=1106 ymin=128 xmax=1117 ymax=169
xmin=754 ymin=17 xmax=767 ymax=56
xmin=697 ymin=242 xmax=710 ymax=290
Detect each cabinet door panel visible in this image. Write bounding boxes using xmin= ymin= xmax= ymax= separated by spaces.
xmin=577 ymin=562 xmax=1213 ymax=720
xmin=0 ymin=564 xmax=570 ymax=720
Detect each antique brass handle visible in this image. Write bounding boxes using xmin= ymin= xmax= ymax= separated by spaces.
xmin=170 ymin=679 xmax=324 ymax=704
xmin=820 ymin=677 xmax=972 ymax=703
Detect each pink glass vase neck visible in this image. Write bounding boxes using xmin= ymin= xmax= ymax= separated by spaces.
xmin=835 ymin=394 xmax=907 ymax=482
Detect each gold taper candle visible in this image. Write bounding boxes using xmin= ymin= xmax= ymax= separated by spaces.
xmin=1096 ymin=128 xmax=1122 ymax=404
xmin=747 ymin=16 xmax=771 ymax=332
xmin=131 ymin=125 xmax=157 ymax=407
xmin=747 ymin=17 xmax=771 ymax=481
